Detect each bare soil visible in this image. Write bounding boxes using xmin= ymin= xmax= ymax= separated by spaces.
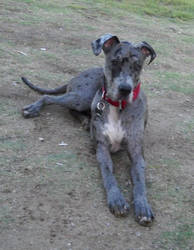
xmin=0 ymin=1 xmax=193 ymax=249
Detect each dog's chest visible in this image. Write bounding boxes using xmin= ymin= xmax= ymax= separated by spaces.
xmin=103 ymin=106 xmax=126 ymax=153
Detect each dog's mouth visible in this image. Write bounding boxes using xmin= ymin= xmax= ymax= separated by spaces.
xmin=106 ymin=89 xmax=133 ymax=103
xmin=119 ymin=90 xmax=131 ymax=99
xmin=119 ymin=91 xmax=134 ymax=103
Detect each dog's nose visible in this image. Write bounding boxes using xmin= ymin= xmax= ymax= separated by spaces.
xmin=119 ymin=84 xmax=132 ymax=95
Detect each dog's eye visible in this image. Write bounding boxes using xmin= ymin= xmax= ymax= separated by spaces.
xmin=133 ymin=62 xmax=141 ymax=71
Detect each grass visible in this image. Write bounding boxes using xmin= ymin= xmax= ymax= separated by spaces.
xmin=152 ymin=71 xmax=194 ymax=94
xmin=0 ymin=140 xmax=26 ymax=152
xmin=181 ymin=35 xmax=194 ymax=44
xmin=0 ymin=205 xmax=15 ymax=230
xmin=150 ymin=156 xmax=194 ymax=249
xmin=26 ymin=150 xmax=99 ymax=197
xmin=160 ymin=222 xmax=194 ymax=249
xmin=13 ymin=0 xmax=194 ymax=96
xmin=177 ymin=118 xmax=194 ymax=141
xmin=15 ymin=0 xmax=194 ymax=21
xmin=0 ymin=100 xmax=19 ymax=117
xmin=83 ymin=0 xmax=194 ymax=21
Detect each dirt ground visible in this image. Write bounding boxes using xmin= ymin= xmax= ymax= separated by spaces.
xmin=0 ymin=0 xmax=194 ymax=249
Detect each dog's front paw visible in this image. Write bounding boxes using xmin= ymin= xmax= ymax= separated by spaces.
xmin=107 ymin=187 xmax=130 ymax=217
xmin=22 ymin=104 xmax=40 ymax=118
xmin=134 ymin=196 xmax=154 ymax=226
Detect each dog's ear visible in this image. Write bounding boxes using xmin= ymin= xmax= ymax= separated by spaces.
xmin=91 ymin=34 xmax=120 ymax=56
xmin=137 ymin=41 xmax=156 ymax=64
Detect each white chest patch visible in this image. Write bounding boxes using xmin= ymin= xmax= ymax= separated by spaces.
xmin=103 ymin=106 xmax=126 ymax=153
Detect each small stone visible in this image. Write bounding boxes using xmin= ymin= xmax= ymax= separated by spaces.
xmin=56 ymin=162 xmax=63 ymax=166
xmin=58 ymin=141 xmax=68 ymax=146
xmin=12 ymin=81 xmax=20 ymax=86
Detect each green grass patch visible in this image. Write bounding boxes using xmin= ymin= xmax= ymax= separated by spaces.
xmin=181 ymin=35 xmax=194 ymax=44
xmin=28 ymin=70 xmax=66 ymax=84
xmin=18 ymin=15 xmax=45 ymax=25
xmin=46 ymin=152 xmax=77 ymax=168
xmin=154 ymin=71 xmax=194 ymax=94
xmin=0 ymin=48 xmax=5 ymax=57
xmin=28 ymin=150 xmax=94 ymax=196
xmin=0 ymin=100 xmax=19 ymax=117
xmin=177 ymin=119 xmax=194 ymax=140
xmin=0 ymin=139 xmax=26 ymax=152
xmin=143 ymin=0 xmax=194 ymax=20
xmin=15 ymin=0 xmax=194 ymax=21
xmin=69 ymin=48 xmax=90 ymax=56
xmin=160 ymin=223 xmax=194 ymax=249
xmin=84 ymin=0 xmax=194 ymax=21
xmin=15 ymin=0 xmax=71 ymax=14
xmin=67 ymin=3 xmax=88 ymax=11
xmin=0 ymin=205 xmax=15 ymax=230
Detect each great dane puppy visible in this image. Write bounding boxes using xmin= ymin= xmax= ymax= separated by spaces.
xmin=21 ymin=34 xmax=156 ymax=226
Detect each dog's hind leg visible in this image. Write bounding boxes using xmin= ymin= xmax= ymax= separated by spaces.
xmin=22 ymin=92 xmax=90 ymax=118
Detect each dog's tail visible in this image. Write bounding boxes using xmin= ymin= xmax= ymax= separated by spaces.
xmin=21 ymin=77 xmax=68 ymax=95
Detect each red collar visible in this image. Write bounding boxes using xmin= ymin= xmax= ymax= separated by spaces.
xmin=102 ymin=82 xmax=141 ymax=110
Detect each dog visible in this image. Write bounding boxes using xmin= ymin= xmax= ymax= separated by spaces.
xmin=21 ymin=34 xmax=156 ymax=226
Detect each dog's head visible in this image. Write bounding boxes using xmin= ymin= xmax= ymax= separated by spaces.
xmin=91 ymin=34 xmax=156 ymax=101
